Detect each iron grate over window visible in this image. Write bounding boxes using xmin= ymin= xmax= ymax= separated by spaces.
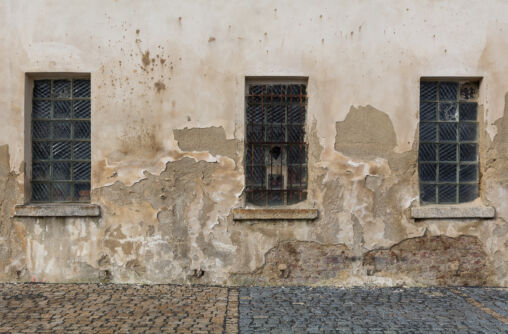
xmin=418 ymin=80 xmax=479 ymax=204
xmin=245 ymin=82 xmax=308 ymax=206
xmin=31 ymin=79 xmax=91 ymax=202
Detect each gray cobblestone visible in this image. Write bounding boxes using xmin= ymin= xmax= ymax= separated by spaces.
xmin=239 ymin=287 xmax=508 ymax=333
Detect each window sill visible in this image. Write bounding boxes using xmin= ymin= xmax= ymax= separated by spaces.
xmin=14 ymin=203 xmax=101 ymax=217
xmin=232 ymin=208 xmax=319 ymax=221
xmin=411 ymin=205 xmax=495 ymax=219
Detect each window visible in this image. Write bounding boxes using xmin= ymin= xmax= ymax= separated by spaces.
xmin=245 ymin=79 xmax=308 ymax=206
xmin=31 ymin=78 xmax=91 ymax=202
xmin=418 ymin=80 xmax=479 ymax=204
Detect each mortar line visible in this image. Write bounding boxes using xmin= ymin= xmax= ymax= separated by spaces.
xmin=222 ymin=287 xmax=230 ymax=334
xmin=450 ymin=288 xmax=508 ymax=325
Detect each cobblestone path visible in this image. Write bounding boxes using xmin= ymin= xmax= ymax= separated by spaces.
xmin=0 ymin=284 xmax=506 ymax=333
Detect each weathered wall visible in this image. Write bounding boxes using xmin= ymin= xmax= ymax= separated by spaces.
xmin=0 ymin=0 xmax=507 ymax=286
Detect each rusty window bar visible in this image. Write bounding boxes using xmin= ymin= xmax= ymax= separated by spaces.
xmin=245 ymin=82 xmax=308 ymax=206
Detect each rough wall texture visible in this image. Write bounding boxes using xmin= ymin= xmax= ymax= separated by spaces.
xmin=0 ymin=0 xmax=506 ymax=286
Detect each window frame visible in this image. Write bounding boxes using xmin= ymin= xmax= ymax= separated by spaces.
xmin=418 ymin=78 xmax=482 ymax=205
xmin=244 ymin=77 xmax=309 ymax=207
xmin=24 ymin=73 xmax=92 ymax=204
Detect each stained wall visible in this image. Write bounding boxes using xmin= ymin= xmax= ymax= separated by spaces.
xmin=0 ymin=0 xmax=507 ymax=286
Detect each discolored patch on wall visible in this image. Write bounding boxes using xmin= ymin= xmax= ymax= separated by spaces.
xmin=232 ymin=241 xmax=351 ymax=285
xmin=363 ymin=234 xmax=488 ymax=286
xmin=335 ymin=105 xmax=397 ymax=159
xmin=173 ymin=126 xmax=239 ymax=159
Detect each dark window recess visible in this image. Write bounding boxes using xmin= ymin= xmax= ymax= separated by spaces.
xmin=418 ymin=80 xmax=479 ymax=204
xmin=245 ymin=83 xmax=308 ymax=206
xmin=31 ymin=79 xmax=91 ymax=202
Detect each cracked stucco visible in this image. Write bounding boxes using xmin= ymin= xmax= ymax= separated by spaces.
xmin=0 ymin=0 xmax=506 ymax=286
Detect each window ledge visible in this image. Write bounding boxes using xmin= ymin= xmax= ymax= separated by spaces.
xmin=232 ymin=208 xmax=318 ymax=221
xmin=14 ymin=204 xmax=101 ymax=217
xmin=411 ymin=205 xmax=495 ymax=219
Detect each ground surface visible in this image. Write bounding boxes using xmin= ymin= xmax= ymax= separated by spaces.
xmin=0 ymin=284 xmax=506 ymax=333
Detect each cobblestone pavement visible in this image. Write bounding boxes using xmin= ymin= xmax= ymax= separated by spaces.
xmin=0 ymin=284 xmax=506 ymax=333
xmin=239 ymin=287 xmax=508 ymax=334
xmin=0 ymin=283 xmax=236 ymax=333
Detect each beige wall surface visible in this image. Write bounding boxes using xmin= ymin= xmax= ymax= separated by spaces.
xmin=0 ymin=0 xmax=507 ymax=286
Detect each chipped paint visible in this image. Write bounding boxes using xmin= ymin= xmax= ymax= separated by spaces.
xmin=0 ymin=0 xmax=507 ymax=286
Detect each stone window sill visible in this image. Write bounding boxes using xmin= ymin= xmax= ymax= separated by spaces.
xmin=14 ymin=204 xmax=101 ymax=217
xmin=232 ymin=208 xmax=319 ymax=221
xmin=411 ymin=205 xmax=495 ymax=219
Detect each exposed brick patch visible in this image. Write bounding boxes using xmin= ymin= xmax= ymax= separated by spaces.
xmin=236 ymin=241 xmax=351 ymax=285
xmin=363 ymin=235 xmax=488 ymax=286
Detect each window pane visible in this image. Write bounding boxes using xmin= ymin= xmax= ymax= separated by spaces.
xmin=267 ymin=126 xmax=285 ymax=142
xmin=439 ymin=123 xmax=457 ymax=141
xmin=73 ymin=162 xmax=91 ymax=180
xmin=460 ymin=144 xmax=477 ymax=162
xmin=32 ymin=142 xmax=50 ymax=160
xmin=419 ymin=123 xmax=436 ymax=142
xmin=74 ymin=100 xmax=91 ymax=119
xmin=438 ymin=144 xmax=457 ymax=162
xmin=74 ymin=121 xmax=91 ymax=139
xmin=438 ymin=164 xmax=457 ymax=182
xmin=439 ymin=82 xmax=458 ymax=100
xmin=459 ymin=123 xmax=477 ymax=141
xmin=245 ymin=146 xmax=264 ymax=165
xmin=33 ymin=100 xmax=51 ymax=119
xmin=33 ymin=121 xmax=51 ymax=139
xmin=459 ymin=184 xmax=477 ymax=203
xmin=31 ymin=183 xmax=50 ymax=202
xmin=33 ymin=80 xmax=51 ymax=98
xmin=32 ymin=163 xmax=50 ymax=180
xmin=73 ymin=141 xmax=91 ymax=160
xmin=53 ymin=121 xmax=72 ymax=139
xmin=247 ymin=124 xmax=264 ymax=142
xmin=459 ymin=102 xmax=477 ymax=121
xmin=420 ymin=184 xmax=436 ymax=203
xmin=53 ymin=101 xmax=71 ymax=118
xmin=53 ymin=162 xmax=71 ymax=180
xmin=73 ymin=79 xmax=90 ymax=98
xmin=52 ymin=183 xmax=72 ymax=201
xmin=52 ymin=141 xmax=71 ymax=160
xmin=53 ymin=80 xmax=71 ymax=98
xmin=420 ymin=102 xmax=437 ymax=121
xmin=418 ymin=143 xmax=436 ymax=162
xmin=420 ymin=82 xmax=437 ymax=100
xmin=459 ymin=164 xmax=477 ymax=182
xmin=439 ymin=103 xmax=458 ymax=121
xmin=438 ymin=184 xmax=457 ymax=203
xmin=74 ymin=182 xmax=91 ymax=201
xmin=419 ymin=163 xmax=436 ymax=182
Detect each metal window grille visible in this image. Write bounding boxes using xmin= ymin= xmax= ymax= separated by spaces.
xmin=418 ymin=80 xmax=479 ymax=204
xmin=31 ymin=79 xmax=91 ymax=202
xmin=245 ymin=82 xmax=308 ymax=206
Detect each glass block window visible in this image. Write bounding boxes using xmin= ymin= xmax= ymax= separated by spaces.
xmin=419 ymin=80 xmax=479 ymax=204
xmin=31 ymin=79 xmax=91 ymax=202
xmin=245 ymin=81 xmax=308 ymax=206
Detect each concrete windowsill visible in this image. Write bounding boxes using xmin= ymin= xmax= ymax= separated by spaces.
xmin=232 ymin=208 xmax=319 ymax=221
xmin=411 ymin=205 xmax=495 ymax=219
xmin=14 ymin=203 xmax=101 ymax=217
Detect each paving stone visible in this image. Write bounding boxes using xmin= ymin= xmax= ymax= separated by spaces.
xmin=239 ymin=286 xmax=508 ymax=333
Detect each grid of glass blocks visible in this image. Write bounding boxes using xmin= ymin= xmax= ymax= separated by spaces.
xmin=31 ymin=79 xmax=91 ymax=202
xmin=419 ymin=81 xmax=479 ymax=204
xmin=245 ymin=82 xmax=308 ymax=206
